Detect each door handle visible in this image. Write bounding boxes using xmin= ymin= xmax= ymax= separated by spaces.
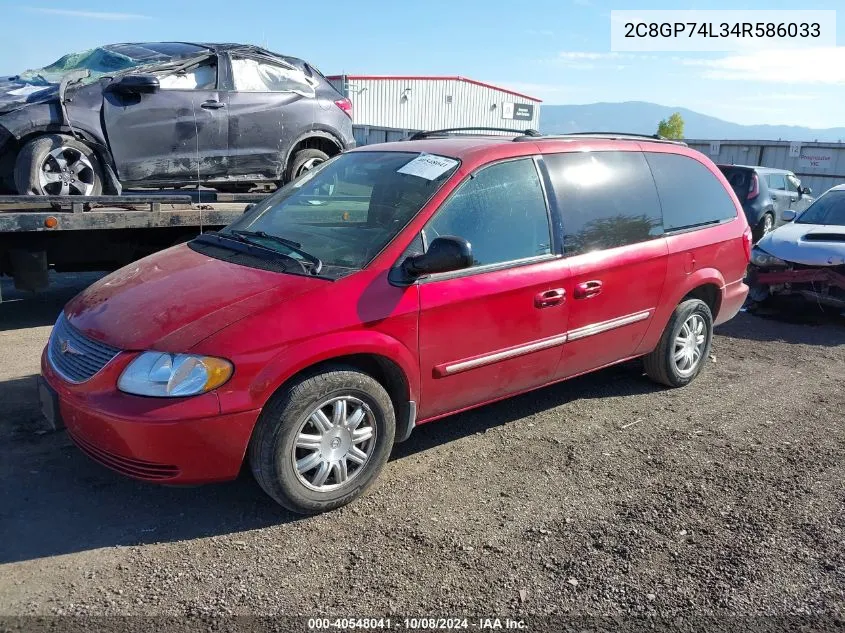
xmin=534 ymin=288 xmax=565 ymax=308
xmin=201 ymin=100 xmax=225 ymax=109
xmin=574 ymin=280 xmax=602 ymax=299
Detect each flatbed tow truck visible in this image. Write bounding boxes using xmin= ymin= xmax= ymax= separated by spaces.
xmin=0 ymin=190 xmax=265 ymax=297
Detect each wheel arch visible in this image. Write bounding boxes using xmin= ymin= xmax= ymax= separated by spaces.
xmin=244 ymin=332 xmax=420 ymax=444
xmin=636 ymin=268 xmax=726 ymax=355
xmin=281 ymin=129 xmax=344 ymax=179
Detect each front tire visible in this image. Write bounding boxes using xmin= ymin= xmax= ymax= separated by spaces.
xmin=248 ymin=365 xmax=395 ymax=514
xmin=14 ymin=134 xmax=103 ymax=196
xmin=643 ymin=299 xmax=713 ymax=388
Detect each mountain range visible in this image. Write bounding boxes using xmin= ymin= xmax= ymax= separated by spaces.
xmin=539 ymin=102 xmax=845 ymax=143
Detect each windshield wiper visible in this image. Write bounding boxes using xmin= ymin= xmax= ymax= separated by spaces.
xmin=229 ymin=229 xmax=323 ymax=274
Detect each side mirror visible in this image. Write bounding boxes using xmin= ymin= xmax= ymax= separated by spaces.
xmin=800 ymin=186 xmax=812 ymax=196
xmin=107 ymin=74 xmax=160 ymax=95
xmin=782 ymin=209 xmax=797 ymax=222
xmin=402 ymin=236 xmax=472 ymax=279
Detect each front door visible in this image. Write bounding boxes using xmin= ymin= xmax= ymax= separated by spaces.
xmin=416 ymin=158 xmax=571 ymax=420
xmin=103 ymin=56 xmax=228 ymax=184
xmin=541 ymin=150 xmax=668 ymax=379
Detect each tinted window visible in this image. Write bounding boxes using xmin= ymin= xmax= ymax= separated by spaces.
xmin=424 ymin=159 xmax=551 ymax=267
xmin=545 ymin=151 xmax=663 ymax=256
xmin=767 ymin=173 xmax=787 ymax=190
xmin=646 ymin=153 xmax=737 ymax=231
xmin=796 ymin=190 xmax=845 ymax=226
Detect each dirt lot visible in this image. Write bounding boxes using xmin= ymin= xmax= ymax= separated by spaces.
xmin=1 ymin=273 xmax=843 ymax=626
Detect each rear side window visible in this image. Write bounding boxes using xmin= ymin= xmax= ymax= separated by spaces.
xmin=646 ymin=153 xmax=737 ymax=232
xmin=767 ymin=173 xmax=787 ymax=191
xmin=424 ymin=158 xmax=551 ymax=267
xmin=231 ymin=57 xmax=316 ymax=96
xmin=544 ymin=151 xmax=663 ymax=256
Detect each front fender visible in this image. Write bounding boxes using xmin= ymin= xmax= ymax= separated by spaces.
xmin=217 ymin=330 xmax=420 ymax=415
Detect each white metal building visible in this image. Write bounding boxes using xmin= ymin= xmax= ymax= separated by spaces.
xmin=326 ymin=75 xmax=542 ymax=134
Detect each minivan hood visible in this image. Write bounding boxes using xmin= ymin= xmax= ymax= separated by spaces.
xmin=758 ymin=222 xmax=845 ymax=266
xmin=64 ymin=245 xmax=326 ymax=351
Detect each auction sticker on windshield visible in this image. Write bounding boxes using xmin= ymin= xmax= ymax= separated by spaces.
xmin=398 ymin=154 xmax=459 ymax=180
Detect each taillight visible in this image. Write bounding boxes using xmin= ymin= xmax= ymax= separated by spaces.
xmin=747 ymin=173 xmax=759 ymax=200
xmin=742 ymin=225 xmax=752 ymax=262
xmin=334 ymin=98 xmax=352 ymax=118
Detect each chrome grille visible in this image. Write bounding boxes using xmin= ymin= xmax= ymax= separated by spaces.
xmin=48 ymin=313 xmax=121 ymax=383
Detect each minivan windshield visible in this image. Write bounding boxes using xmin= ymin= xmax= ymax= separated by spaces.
xmin=222 ymin=151 xmax=460 ymax=277
xmin=796 ymin=189 xmax=845 ymax=226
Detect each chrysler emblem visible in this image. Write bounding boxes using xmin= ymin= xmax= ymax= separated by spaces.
xmin=59 ymin=338 xmax=84 ymax=356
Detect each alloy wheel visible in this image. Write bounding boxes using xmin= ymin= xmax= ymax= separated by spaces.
xmin=295 ymin=157 xmax=324 ymax=178
xmin=38 ymin=146 xmax=96 ymax=196
xmin=672 ymin=314 xmax=707 ymax=377
xmin=291 ymin=396 xmax=377 ymax=492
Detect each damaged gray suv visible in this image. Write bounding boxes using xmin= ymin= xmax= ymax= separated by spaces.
xmin=0 ymin=42 xmax=355 ymax=195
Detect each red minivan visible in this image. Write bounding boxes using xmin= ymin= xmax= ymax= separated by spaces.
xmin=39 ymin=130 xmax=751 ymax=514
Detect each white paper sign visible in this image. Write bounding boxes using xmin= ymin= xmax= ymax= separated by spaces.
xmin=397 ymin=154 xmax=459 ymax=180
xmin=501 ymin=102 xmax=515 ymax=120
xmin=799 ymin=147 xmax=834 ymax=171
xmin=789 ymin=142 xmax=802 ymax=158
xmin=709 ymin=141 xmax=720 ymax=155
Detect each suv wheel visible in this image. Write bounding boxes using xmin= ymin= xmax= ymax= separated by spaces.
xmin=752 ymin=212 xmax=774 ymax=242
xmin=643 ymin=299 xmax=713 ymax=388
xmin=248 ymin=365 xmax=395 ymax=514
xmin=14 ymin=134 xmax=103 ymax=196
xmin=285 ymin=148 xmax=330 ymax=183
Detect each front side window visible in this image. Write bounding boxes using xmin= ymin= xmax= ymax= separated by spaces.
xmin=422 ymin=158 xmax=551 ymax=268
xmin=231 ymin=57 xmax=316 ymax=96
xmin=646 ymin=153 xmax=737 ymax=232
xmin=796 ymin=190 xmax=845 ymax=226
xmin=221 ymin=151 xmax=460 ymax=276
xmin=545 ymin=151 xmax=663 ymax=256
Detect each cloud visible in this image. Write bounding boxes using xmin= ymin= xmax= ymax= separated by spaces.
xmin=684 ymin=48 xmax=845 ymax=84
xmin=27 ymin=7 xmax=150 ymax=20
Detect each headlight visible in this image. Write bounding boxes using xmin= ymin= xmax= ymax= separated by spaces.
xmin=750 ymin=247 xmax=788 ymax=268
xmin=118 ymin=352 xmax=233 ymax=397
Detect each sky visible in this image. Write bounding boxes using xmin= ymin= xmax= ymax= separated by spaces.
xmin=1 ymin=0 xmax=843 ymax=128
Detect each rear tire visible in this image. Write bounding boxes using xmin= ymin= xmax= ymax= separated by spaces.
xmin=752 ymin=212 xmax=774 ymax=243
xmin=643 ymin=299 xmax=713 ymax=388
xmin=284 ymin=148 xmax=329 ymax=183
xmin=248 ymin=365 xmax=395 ymax=514
xmin=14 ymin=134 xmax=103 ymax=196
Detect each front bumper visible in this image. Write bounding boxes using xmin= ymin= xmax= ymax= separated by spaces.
xmin=41 ymin=348 xmax=260 ymax=484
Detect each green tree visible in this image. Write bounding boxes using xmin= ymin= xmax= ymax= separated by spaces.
xmin=657 ymin=112 xmax=685 ymax=139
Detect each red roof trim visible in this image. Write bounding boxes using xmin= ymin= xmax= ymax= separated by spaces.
xmin=324 ymin=75 xmax=542 ymax=103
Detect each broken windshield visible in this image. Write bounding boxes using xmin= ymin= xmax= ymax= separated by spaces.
xmin=16 ymin=43 xmax=209 ymax=86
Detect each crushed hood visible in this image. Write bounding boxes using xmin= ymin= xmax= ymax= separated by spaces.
xmin=758 ymin=222 xmax=845 ymax=266
xmin=0 ymin=77 xmax=58 ymax=114
xmin=64 ymin=244 xmax=326 ymax=351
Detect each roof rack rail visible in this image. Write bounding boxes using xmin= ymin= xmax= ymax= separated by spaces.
xmin=410 ymin=127 xmax=541 ymax=140
xmin=513 ymin=131 xmax=687 ymax=145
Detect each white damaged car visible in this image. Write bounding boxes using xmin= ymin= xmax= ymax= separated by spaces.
xmin=747 ymin=184 xmax=845 ymax=310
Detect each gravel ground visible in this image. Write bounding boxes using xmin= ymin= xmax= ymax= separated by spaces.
xmin=0 ymin=273 xmax=843 ymax=627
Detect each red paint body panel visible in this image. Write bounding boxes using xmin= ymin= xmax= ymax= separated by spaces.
xmin=41 ymin=349 xmax=258 ymax=482
xmin=42 ymin=136 xmax=750 ymax=486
